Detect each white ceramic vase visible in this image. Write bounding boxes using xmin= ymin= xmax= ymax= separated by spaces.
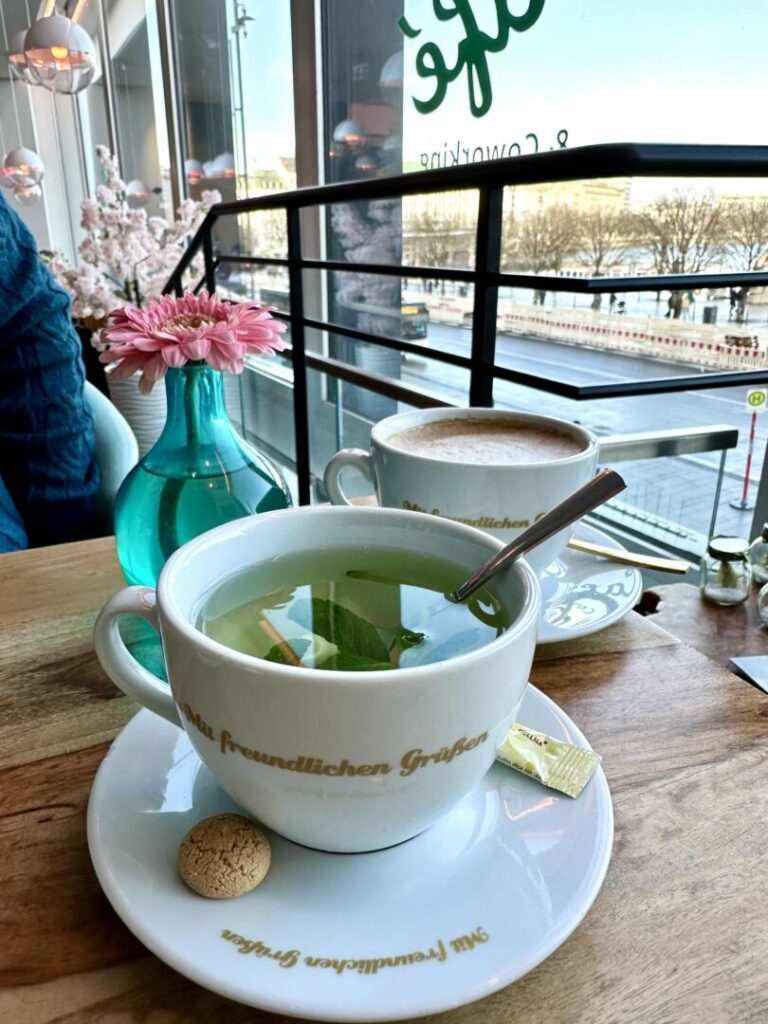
xmin=105 ymin=368 xmax=167 ymax=457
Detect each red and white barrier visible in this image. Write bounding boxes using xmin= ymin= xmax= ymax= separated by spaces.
xmin=423 ymin=296 xmax=768 ymax=371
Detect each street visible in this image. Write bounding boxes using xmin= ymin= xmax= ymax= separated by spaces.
xmin=400 ymin=323 xmax=765 ymax=550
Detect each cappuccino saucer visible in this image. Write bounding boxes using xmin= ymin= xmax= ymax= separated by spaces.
xmin=537 ymin=523 xmax=642 ymax=644
xmin=87 ymin=686 xmax=612 ymax=1022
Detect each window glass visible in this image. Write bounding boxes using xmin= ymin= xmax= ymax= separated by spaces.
xmin=399 ymin=0 xmax=768 ymax=166
xmin=321 ymin=1 xmax=405 ymax=426
xmin=171 ymin=0 xmax=295 ymax=257
xmin=310 ymin=0 xmax=768 ymax=539
xmin=108 ymin=0 xmax=170 ymax=218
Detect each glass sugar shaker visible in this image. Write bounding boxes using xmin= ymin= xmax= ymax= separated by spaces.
xmin=700 ymin=536 xmax=751 ymax=606
xmin=748 ymin=523 xmax=768 ymax=585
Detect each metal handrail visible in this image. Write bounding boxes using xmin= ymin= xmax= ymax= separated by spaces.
xmin=596 ymin=425 xmax=739 ymax=461
xmin=167 ymin=142 xmax=768 ymax=298
xmin=164 ymin=142 xmax=768 ymax=504
xmin=216 ymin=253 xmax=768 ymax=295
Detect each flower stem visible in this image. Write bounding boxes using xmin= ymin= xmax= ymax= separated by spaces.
xmin=184 ymin=369 xmax=203 ymax=466
xmin=157 ymin=479 xmax=184 ymax=558
xmin=156 ymin=370 xmax=202 ymax=559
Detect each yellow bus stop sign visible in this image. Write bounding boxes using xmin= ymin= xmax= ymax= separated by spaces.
xmin=746 ymin=388 xmax=768 ymax=412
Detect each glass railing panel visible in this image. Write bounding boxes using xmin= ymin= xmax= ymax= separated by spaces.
xmin=492 ymin=376 xmax=753 ymax=557
xmin=402 ymin=190 xmax=478 ymax=271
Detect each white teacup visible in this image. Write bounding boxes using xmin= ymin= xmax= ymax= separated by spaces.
xmin=324 ymin=409 xmax=599 ymax=576
xmin=94 ymin=506 xmax=540 ymax=853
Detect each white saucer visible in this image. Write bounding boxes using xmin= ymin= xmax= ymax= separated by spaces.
xmin=537 ymin=523 xmax=643 ymax=644
xmin=88 ymin=687 xmax=613 ymax=1022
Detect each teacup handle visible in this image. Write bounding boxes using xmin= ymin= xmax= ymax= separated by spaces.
xmin=93 ymin=586 xmax=181 ymax=728
xmin=323 ymin=448 xmax=373 ymax=506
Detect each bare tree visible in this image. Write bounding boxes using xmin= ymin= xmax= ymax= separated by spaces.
xmin=635 ymin=191 xmax=722 ymax=317
xmin=722 ymin=199 xmax=768 ymax=321
xmin=723 ymin=199 xmax=768 ymax=270
xmin=507 ymin=205 xmax=580 ymax=303
xmin=575 ymin=209 xmax=636 ymax=309
xmin=406 ymin=210 xmax=474 ymax=293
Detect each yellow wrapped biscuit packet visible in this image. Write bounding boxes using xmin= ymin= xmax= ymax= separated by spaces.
xmin=496 ymin=723 xmax=601 ymax=798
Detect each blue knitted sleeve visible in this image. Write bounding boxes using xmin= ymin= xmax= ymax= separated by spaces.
xmin=0 ymin=193 xmax=99 ymax=550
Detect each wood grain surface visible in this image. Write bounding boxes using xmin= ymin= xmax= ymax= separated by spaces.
xmin=640 ymin=581 xmax=768 ymax=667
xmin=0 ymin=539 xmax=766 ymax=1024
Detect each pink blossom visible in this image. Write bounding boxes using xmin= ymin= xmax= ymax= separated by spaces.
xmin=95 ymin=184 xmax=117 ymax=206
xmin=99 ymin=291 xmax=286 ymax=393
xmin=148 ymin=216 xmax=168 ymax=240
xmin=80 ymin=199 xmax=100 ymax=232
xmin=51 ymin=147 xmax=221 ymax=313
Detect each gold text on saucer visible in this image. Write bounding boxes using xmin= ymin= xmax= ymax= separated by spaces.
xmin=219 ymin=926 xmax=490 ymax=975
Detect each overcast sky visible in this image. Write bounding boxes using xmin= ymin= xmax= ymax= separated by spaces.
xmin=401 ymin=0 xmax=768 ymax=200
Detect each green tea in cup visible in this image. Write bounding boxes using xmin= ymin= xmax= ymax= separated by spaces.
xmin=94 ymin=504 xmax=541 ymax=851
xmin=197 ymin=546 xmax=508 ymax=671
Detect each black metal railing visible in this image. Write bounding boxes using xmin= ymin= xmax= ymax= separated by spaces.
xmin=164 ymin=142 xmax=768 ymax=504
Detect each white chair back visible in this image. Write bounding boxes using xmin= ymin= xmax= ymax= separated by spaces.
xmin=85 ymin=382 xmax=139 ymax=529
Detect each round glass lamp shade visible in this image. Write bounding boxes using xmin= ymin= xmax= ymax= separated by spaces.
xmin=4 ymin=147 xmax=45 ymax=188
xmin=380 ymin=131 xmax=402 ymax=173
xmin=332 ymin=119 xmax=364 ymax=146
xmin=25 ymin=15 xmax=96 ymax=94
xmin=14 ymin=183 xmax=42 ymax=206
xmin=126 ymin=179 xmax=151 ymax=208
xmin=211 ymin=152 xmax=236 ymax=178
xmin=355 ymin=153 xmax=377 ymax=174
xmin=7 ymin=29 xmax=37 ymax=85
xmin=184 ymin=158 xmax=204 ymax=181
xmin=379 ymin=51 xmax=403 ymax=90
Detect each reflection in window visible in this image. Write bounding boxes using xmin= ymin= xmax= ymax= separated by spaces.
xmin=109 ymin=3 xmax=169 ymax=217
xmin=323 ymin=0 xmax=405 ymax=421
xmin=172 ymin=0 xmax=295 ymax=270
xmin=172 ymin=0 xmax=236 ymax=218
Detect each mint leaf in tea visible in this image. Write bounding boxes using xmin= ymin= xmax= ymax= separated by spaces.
xmin=197 ymin=547 xmax=508 ymax=670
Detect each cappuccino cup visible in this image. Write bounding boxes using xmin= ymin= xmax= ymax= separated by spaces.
xmin=94 ymin=506 xmax=540 ymax=853
xmin=324 ymin=409 xmax=599 ymax=576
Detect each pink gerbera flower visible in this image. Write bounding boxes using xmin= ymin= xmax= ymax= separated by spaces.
xmin=99 ymin=291 xmax=287 ymax=393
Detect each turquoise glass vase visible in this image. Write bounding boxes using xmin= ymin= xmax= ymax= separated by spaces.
xmin=114 ymin=364 xmax=292 ymax=587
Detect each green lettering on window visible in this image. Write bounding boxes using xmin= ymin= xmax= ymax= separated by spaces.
xmin=399 ymin=0 xmax=547 ymax=118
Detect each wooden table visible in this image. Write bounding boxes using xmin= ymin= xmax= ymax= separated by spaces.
xmin=1 ymin=538 xmax=767 ymax=1024
xmin=639 ymin=581 xmax=768 ymax=668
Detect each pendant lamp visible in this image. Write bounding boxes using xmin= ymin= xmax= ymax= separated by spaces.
xmin=355 ymin=153 xmax=377 ymax=174
xmin=185 ymin=159 xmax=204 ymax=181
xmin=7 ymin=29 xmax=36 ymax=85
xmin=379 ymin=51 xmax=403 ymax=107
xmin=24 ymin=15 xmax=96 ymax=94
xmin=4 ymin=146 xmax=45 ymax=188
xmin=14 ymin=183 xmax=43 ymax=206
xmin=333 ymin=119 xmax=364 ymax=147
xmin=211 ymin=152 xmax=236 ymax=178
xmin=126 ymin=179 xmax=151 ymax=208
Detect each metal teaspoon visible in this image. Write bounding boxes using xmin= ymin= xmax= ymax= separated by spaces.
xmin=449 ymin=469 xmax=627 ymax=604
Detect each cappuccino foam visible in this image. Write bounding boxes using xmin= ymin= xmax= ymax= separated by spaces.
xmin=386 ymin=418 xmax=583 ymax=465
